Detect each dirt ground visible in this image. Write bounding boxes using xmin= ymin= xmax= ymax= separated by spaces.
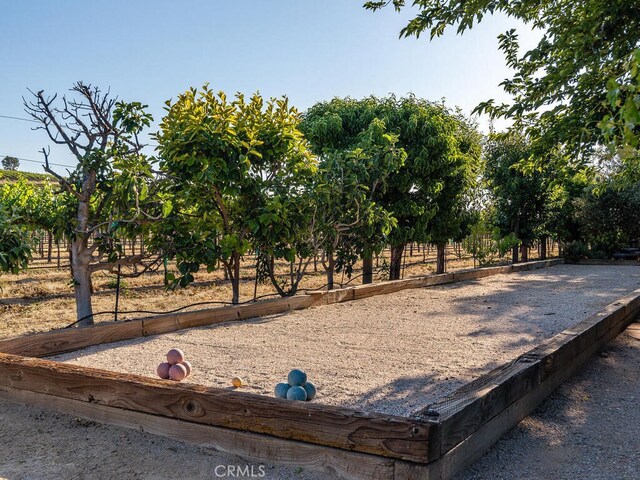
xmin=53 ymin=264 xmax=640 ymax=417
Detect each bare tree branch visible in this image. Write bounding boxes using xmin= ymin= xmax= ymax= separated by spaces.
xmin=40 ymin=147 xmax=84 ymax=200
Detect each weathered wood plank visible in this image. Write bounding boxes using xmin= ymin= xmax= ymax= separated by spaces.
xmin=430 ymin=300 xmax=637 ymax=480
xmin=0 ymin=296 xmax=315 ymax=358
xmin=0 ymin=320 xmax=144 ymax=358
xmin=0 ymin=352 xmax=439 ymax=463
xmin=427 ymin=289 xmax=640 ymax=455
xmin=142 ymin=314 xmax=179 ymax=336
xmin=321 ymin=287 xmax=356 ymax=305
xmin=0 ymin=260 xmax=560 ymax=358
xmin=0 ymin=386 xmax=397 ymax=480
xmin=236 ymin=295 xmax=315 ymax=319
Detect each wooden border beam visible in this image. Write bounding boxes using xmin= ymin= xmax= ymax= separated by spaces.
xmin=0 ymin=352 xmax=440 ymax=463
xmin=0 ymin=295 xmax=315 ymax=358
xmin=0 ymin=259 xmax=563 ymax=358
xmin=415 ymin=289 xmax=640 ymax=479
xmin=0 ymin=386 xmax=401 ymax=480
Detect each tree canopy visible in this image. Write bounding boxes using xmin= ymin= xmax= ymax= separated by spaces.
xmin=302 ymin=98 xmax=406 ymax=285
xmin=156 ymin=86 xmax=316 ymax=303
xmin=303 ymin=95 xmax=481 ymax=279
xmin=364 ymin=0 xmax=640 ymax=178
xmin=2 ymin=156 xmax=19 ymax=171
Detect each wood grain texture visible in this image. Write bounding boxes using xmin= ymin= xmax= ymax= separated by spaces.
xmin=0 ymin=386 xmax=398 ymax=480
xmin=0 ymin=352 xmax=439 ymax=463
xmin=430 ymin=303 xmax=638 ymax=480
xmin=0 ymin=296 xmax=315 ymax=358
xmin=427 ymin=289 xmax=640 ymax=455
xmin=0 ymin=320 xmax=144 ymax=357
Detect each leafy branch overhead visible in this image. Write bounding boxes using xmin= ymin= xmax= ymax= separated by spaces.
xmin=365 ymin=0 xmax=640 ymax=179
xmin=155 ymin=85 xmax=317 ymax=301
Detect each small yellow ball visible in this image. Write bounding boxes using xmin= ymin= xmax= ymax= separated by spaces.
xmin=232 ymin=377 xmax=244 ymax=388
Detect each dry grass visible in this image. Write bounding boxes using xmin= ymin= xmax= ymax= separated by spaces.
xmin=0 ymin=244 xmax=555 ymax=339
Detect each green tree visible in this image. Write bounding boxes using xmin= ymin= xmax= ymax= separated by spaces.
xmin=0 ymin=179 xmax=69 ymax=263
xmin=302 ymin=100 xmax=405 ymax=286
xmin=484 ymin=134 xmax=550 ymax=262
xmin=252 ymin=182 xmax=316 ymax=297
xmin=365 ymin=0 xmax=640 ymax=175
xmin=25 ymin=82 xmax=161 ymax=326
xmin=427 ymin=112 xmax=483 ymax=273
xmin=2 ymin=156 xmax=19 ymax=171
xmin=600 ymin=49 xmax=640 ymax=182
xmin=156 ymin=86 xmax=315 ymax=303
xmin=574 ymin=183 xmax=640 ymax=257
xmin=0 ymin=207 xmax=31 ymax=274
xmin=304 ymin=95 xmax=480 ymax=280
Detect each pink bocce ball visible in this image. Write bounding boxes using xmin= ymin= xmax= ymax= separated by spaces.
xmin=166 ymin=348 xmax=185 ymax=365
xmin=182 ymin=360 xmax=192 ymax=377
xmin=157 ymin=362 xmax=171 ymax=379
xmin=169 ymin=363 xmax=188 ymax=381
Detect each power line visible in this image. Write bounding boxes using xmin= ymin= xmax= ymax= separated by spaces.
xmin=0 ymin=112 xmax=158 ymax=166
xmin=0 ymin=114 xmax=38 ymax=123
xmin=0 ymin=154 xmax=75 ymax=169
xmin=0 ymin=114 xmax=75 ymax=168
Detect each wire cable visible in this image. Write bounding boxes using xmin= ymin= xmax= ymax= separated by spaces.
xmin=0 ymin=154 xmax=76 ymax=169
xmin=63 ymin=292 xmax=282 ymax=329
xmin=0 ymin=114 xmax=38 ymax=123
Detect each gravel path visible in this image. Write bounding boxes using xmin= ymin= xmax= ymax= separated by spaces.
xmin=54 ymin=264 xmax=640 ymax=416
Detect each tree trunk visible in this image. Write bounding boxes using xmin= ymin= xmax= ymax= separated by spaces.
xmin=47 ymin=230 xmax=53 ymax=263
xmin=71 ymin=237 xmax=93 ymax=326
xmin=389 ymin=244 xmax=405 ymax=281
xmin=540 ymin=237 xmax=547 ymax=260
xmin=436 ymin=243 xmax=446 ymax=274
xmin=512 ymin=246 xmax=519 ymax=264
xmin=326 ymin=249 xmax=335 ymax=290
xmin=520 ymin=244 xmax=529 ymax=262
xmin=362 ymin=252 xmax=373 ymax=284
xmin=231 ymin=251 xmax=240 ymax=304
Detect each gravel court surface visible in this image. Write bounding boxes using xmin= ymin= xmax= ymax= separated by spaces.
xmin=53 ymin=264 xmax=640 ymax=416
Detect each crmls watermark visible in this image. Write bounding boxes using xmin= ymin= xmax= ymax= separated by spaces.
xmin=213 ymin=464 xmax=266 ymax=478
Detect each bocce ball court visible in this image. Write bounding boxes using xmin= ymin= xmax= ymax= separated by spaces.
xmin=1 ymin=259 xmax=639 ymax=480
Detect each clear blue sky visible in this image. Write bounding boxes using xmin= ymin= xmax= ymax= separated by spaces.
xmin=0 ymin=0 xmax=540 ymax=173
